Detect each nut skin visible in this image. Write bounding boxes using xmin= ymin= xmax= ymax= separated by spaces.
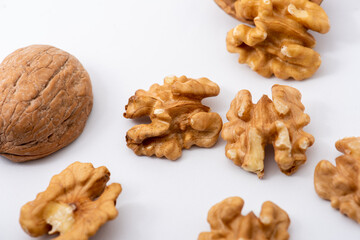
xmin=19 ymin=162 xmax=122 ymax=240
xmin=222 ymin=85 xmax=314 ymax=178
xmin=198 ymin=197 xmax=290 ymax=240
xmin=222 ymin=0 xmax=330 ymax=80
xmin=214 ymin=0 xmax=254 ymax=24
xmin=124 ymin=75 xmax=223 ymax=160
xmin=0 ymin=45 xmax=93 ymax=162
xmin=314 ymin=137 xmax=360 ymax=224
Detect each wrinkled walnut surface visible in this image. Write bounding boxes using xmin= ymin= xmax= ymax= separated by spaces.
xmin=198 ymin=197 xmax=290 ymax=240
xmin=314 ymin=137 xmax=360 ymax=223
xmin=215 ymin=0 xmax=323 ymax=22
xmin=224 ymin=0 xmax=330 ymax=80
xmin=20 ymin=162 xmax=122 ymax=240
xmin=0 ymin=45 xmax=93 ymax=162
xmin=124 ymin=75 xmax=222 ymax=160
xmin=214 ymin=0 xmax=253 ymax=24
xmin=222 ymin=85 xmax=314 ymax=178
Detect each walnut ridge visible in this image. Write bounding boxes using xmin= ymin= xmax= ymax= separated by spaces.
xmin=314 ymin=137 xmax=360 ymax=223
xmin=222 ymin=85 xmax=314 ymax=178
xmin=198 ymin=197 xmax=290 ymax=240
xmin=124 ymin=75 xmax=223 ymax=160
xmin=0 ymin=45 xmax=93 ymax=162
xmin=19 ymin=162 xmax=122 ymax=240
xmin=218 ymin=0 xmax=330 ymax=80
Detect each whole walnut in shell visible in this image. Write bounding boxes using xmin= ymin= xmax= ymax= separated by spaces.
xmin=0 ymin=45 xmax=93 ymax=162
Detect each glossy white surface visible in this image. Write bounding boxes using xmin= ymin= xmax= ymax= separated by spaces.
xmin=0 ymin=0 xmax=359 ymax=239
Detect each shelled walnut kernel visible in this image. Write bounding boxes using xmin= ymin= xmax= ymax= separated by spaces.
xmin=19 ymin=162 xmax=122 ymax=240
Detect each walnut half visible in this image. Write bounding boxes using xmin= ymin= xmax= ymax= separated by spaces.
xmin=222 ymin=85 xmax=314 ymax=178
xmin=314 ymin=137 xmax=360 ymax=223
xmin=224 ymin=0 xmax=330 ymax=80
xmin=198 ymin=197 xmax=290 ymax=240
xmin=19 ymin=162 xmax=122 ymax=240
xmin=124 ymin=75 xmax=223 ymax=160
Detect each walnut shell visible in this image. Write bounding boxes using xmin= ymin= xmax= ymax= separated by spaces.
xmin=0 ymin=45 xmax=93 ymax=162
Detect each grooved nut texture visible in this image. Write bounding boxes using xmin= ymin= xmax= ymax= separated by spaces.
xmin=124 ymin=75 xmax=222 ymax=160
xmin=0 ymin=45 xmax=93 ymax=162
xmin=314 ymin=137 xmax=360 ymax=223
xmin=222 ymin=85 xmax=314 ymax=178
xmin=214 ymin=0 xmax=323 ymax=22
xmin=19 ymin=162 xmax=122 ymax=240
xmin=224 ymin=0 xmax=330 ymax=80
xmin=198 ymin=197 xmax=290 ymax=240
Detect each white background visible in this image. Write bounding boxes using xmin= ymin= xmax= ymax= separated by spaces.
xmin=0 ymin=0 xmax=359 ymax=239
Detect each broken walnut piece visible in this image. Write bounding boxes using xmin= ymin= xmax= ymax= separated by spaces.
xmin=19 ymin=162 xmax=122 ymax=240
xmin=124 ymin=75 xmax=223 ymax=160
xmin=225 ymin=0 xmax=330 ymax=80
xmin=198 ymin=197 xmax=290 ymax=240
xmin=314 ymin=137 xmax=360 ymax=223
xmin=222 ymin=85 xmax=314 ymax=178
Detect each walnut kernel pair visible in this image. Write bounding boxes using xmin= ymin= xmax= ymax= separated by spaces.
xmin=216 ymin=0 xmax=330 ymax=80
xmin=198 ymin=197 xmax=290 ymax=240
xmin=20 ymin=162 xmax=122 ymax=240
xmin=222 ymin=85 xmax=314 ymax=178
xmin=124 ymin=76 xmax=223 ymax=160
xmin=314 ymin=137 xmax=360 ymax=223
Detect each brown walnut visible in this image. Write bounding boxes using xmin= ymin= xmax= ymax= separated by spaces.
xmin=0 ymin=45 xmax=93 ymax=162
xmin=215 ymin=0 xmax=323 ymax=22
xmin=314 ymin=137 xmax=360 ymax=223
xmin=124 ymin=75 xmax=223 ymax=160
xmin=218 ymin=0 xmax=330 ymax=80
xmin=19 ymin=162 xmax=122 ymax=240
xmin=222 ymin=85 xmax=314 ymax=178
xmin=198 ymin=197 xmax=290 ymax=240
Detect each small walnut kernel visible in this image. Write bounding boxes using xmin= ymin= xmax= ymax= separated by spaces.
xmin=224 ymin=0 xmax=330 ymax=80
xmin=314 ymin=137 xmax=360 ymax=223
xmin=19 ymin=162 xmax=122 ymax=240
xmin=198 ymin=197 xmax=290 ymax=240
xmin=222 ymin=85 xmax=314 ymax=178
xmin=124 ymin=75 xmax=223 ymax=160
